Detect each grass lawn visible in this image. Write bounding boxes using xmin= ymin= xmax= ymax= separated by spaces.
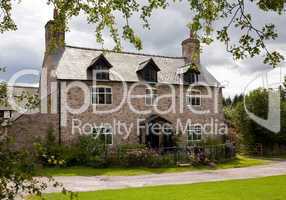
xmin=33 ymin=175 xmax=286 ymax=200
xmin=36 ymin=155 xmax=270 ymax=177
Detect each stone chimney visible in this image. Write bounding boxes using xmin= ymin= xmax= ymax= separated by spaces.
xmin=45 ymin=9 xmax=65 ymax=53
xmin=181 ymin=30 xmax=200 ymax=66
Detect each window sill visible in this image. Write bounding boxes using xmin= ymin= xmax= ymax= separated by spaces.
xmin=92 ymin=104 xmax=113 ymax=106
xmin=186 ymin=105 xmax=201 ymax=108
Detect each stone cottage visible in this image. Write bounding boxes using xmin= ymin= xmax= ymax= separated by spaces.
xmin=6 ymin=13 xmax=226 ymax=149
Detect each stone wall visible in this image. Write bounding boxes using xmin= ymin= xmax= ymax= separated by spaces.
xmin=2 ymin=113 xmax=59 ymax=149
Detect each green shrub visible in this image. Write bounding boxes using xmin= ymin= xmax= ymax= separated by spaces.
xmin=34 ymin=142 xmax=67 ymax=167
xmin=34 ymin=129 xmax=107 ymax=168
xmin=121 ymin=148 xmax=149 ymax=167
xmin=146 ymin=153 xmax=175 ymax=168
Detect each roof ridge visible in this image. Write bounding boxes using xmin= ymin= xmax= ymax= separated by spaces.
xmin=65 ymin=45 xmax=184 ymax=59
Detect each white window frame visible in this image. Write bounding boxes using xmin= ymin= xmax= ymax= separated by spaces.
xmin=145 ymin=88 xmax=158 ymax=106
xmin=186 ymin=89 xmax=201 ymax=107
xmin=187 ymin=125 xmax=202 ymax=143
xmin=91 ymin=86 xmax=113 ymax=105
xmin=93 ymin=125 xmax=113 ymax=145
xmin=93 ymin=66 xmax=110 ymax=80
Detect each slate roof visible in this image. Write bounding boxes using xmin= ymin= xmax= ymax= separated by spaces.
xmin=56 ymin=45 xmax=220 ymax=86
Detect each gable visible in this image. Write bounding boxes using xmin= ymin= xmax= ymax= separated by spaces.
xmin=137 ymin=58 xmax=161 ymax=72
xmin=137 ymin=59 xmax=160 ymax=82
xmin=88 ymin=54 xmax=113 ymax=70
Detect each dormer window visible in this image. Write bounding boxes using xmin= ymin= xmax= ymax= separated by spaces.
xmin=87 ymin=54 xmax=113 ymax=81
xmin=137 ymin=58 xmax=160 ymax=82
xmin=184 ymin=72 xmax=199 ymax=84
xmin=178 ymin=64 xmax=200 ymax=84
xmin=94 ymin=65 xmax=109 ymax=80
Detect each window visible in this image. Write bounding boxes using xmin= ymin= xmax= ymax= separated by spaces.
xmin=143 ymin=68 xmax=157 ymax=82
xmin=137 ymin=59 xmax=160 ymax=82
xmin=88 ymin=54 xmax=112 ymax=80
xmin=93 ymin=125 xmax=113 ymax=145
xmin=93 ymin=65 xmax=109 ymax=80
xmin=186 ymin=89 xmax=201 ymax=106
xmin=145 ymin=88 xmax=158 ymax=106
xmin=187 ymin=125 xmax=202 ymax=143
xmin=92 ymin=87 xmax=112 ymax=105
xmin=184 ymin=72 xmax=198 ymax=84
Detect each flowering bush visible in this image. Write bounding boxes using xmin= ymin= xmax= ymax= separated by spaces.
xmin=34 ymin=142 xmax=67 ymax=167
xmin=120 ymin=148 xmax=174 ymax=168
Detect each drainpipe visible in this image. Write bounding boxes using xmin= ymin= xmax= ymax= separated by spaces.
xmin=58 ymin=80 xmax=62 ymax=145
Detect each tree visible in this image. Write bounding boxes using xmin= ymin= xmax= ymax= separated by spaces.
xmin=0 ymin=83 xmax=75 ymax=199
xmin=223 ymin=96 xmax=232 ymax=106
xmin=228 ymin=88 xmax=286 ymax=155
xmin=232 ymin=94 xmax=244 ymax=106
xmin=0 ymin=0 xmax=285 ymax=67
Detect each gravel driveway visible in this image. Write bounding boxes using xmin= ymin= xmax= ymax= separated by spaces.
xmin=42 ymin=161 xmax=286 ymax=193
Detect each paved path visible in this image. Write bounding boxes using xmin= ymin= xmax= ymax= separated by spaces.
xmin=43 ymin=161 xmax=286 ymax=193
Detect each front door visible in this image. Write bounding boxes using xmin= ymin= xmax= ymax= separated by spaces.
xmin=146 ymin=117 xmax=173 ymax=149
xmin=147 ymin=123 xmax=160 ymax=148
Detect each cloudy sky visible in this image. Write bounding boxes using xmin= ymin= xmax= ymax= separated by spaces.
xmin=0 ymin=0 xmax=285 ymax=97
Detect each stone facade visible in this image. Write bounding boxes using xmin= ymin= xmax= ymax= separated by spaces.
xmin=59 ymin=80 xmax=225 ymax=147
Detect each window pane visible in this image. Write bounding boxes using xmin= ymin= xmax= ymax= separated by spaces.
xmin=106 ymin=94 xmax=112 ymax=104
xmin=99 ymin=134 xmax=105 ymax=143
xmin=96 ymin=73 xmax=101 ymax=80
xmin=188 ymin=132 xmax=193 ymax=141
xmin=193 ymin=133 xmax=198 ymax=141
xmin=96 ymin=65 xmax=103 ymax=70
xmin=146 ymin=89 xmax=151 ymax=95
xmin=92 ymin=87 xmax=113 ymax=105
xmin=98 ymin=94 xmax=105 ymax=104
xmin=195 ymin=126 xmax=201 ymax=133
xmin=103 ymin=72 xmax=109 ymax=80
xmin=106 ymin=88 xmax=111 ymax=93
xmin=196 ymin=98 xmax=201 ymax=105
xmin=106 ymin=134 xmax=112 ymax=145
xmin=146 ymin=97 xmax=151 ymax=105
xmin=153 ymin=89 xmax=157 ymax=95
xmin=187 ymin=125 xmax=202 ymax=142
xmin=152 ymin=95 xmax=157 ymax=105
xmin=98 ymin=88 xmax=105 ymax=93
xmin=192 ymin=98 xmax=196 ymax=105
